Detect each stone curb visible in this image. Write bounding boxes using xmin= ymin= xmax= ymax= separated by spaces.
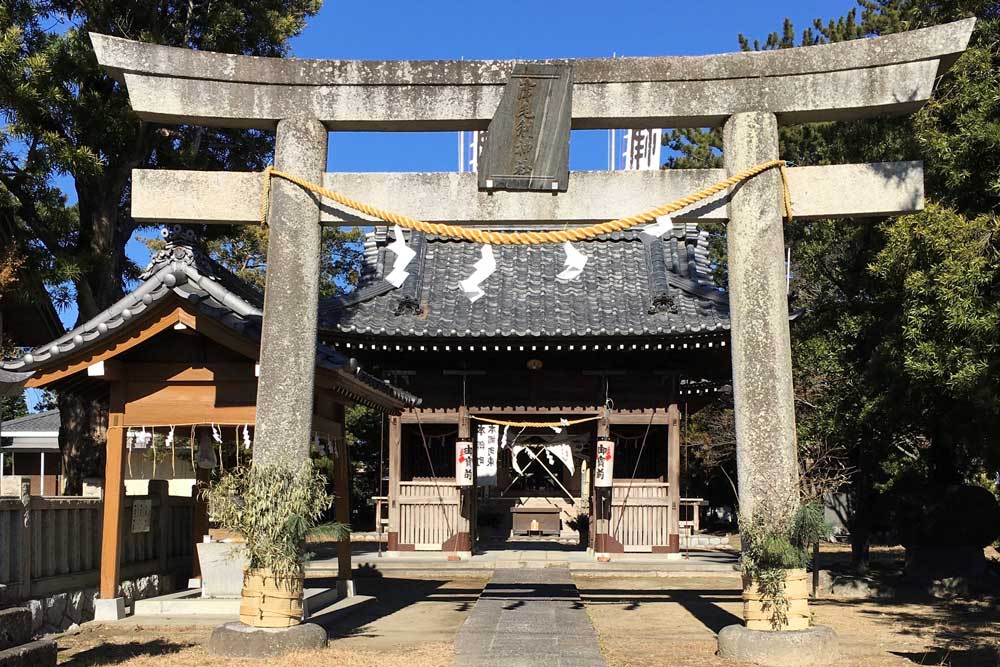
xmin=717 ymin=624 xmax=840 ymax=667
xmin=207 ymin=621 xmax=328 ymax=658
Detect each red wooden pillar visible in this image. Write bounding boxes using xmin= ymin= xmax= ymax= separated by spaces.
xmin=96 ymin=383 xmax=127 ymax=619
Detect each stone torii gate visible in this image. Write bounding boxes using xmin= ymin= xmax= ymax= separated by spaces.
xmin=91 ymin=17 xmax=971 ymax=647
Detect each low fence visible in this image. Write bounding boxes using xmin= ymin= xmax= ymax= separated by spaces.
xmin=398 ymin=480 xmax=460 ymax=549
xmin=0 ymin=478 xmax=194 ymax=603
xmin=610 ymin=479 xmax=671 ymax=551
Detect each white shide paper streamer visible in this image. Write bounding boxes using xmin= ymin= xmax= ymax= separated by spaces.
xmin=555 ymin=242 xmax=588 ymax=282
xmin=642 ymin=214 xmax=673 ymax=238
xmin=385 ymin=225 xmax=416 ymax=288
xmin=458 ymin=244 xmax=497 ymax=303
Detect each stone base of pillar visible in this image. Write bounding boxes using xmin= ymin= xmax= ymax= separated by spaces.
xmin=208 ymin=621 xmax=327 ymax=658
xmin=336 ymin=579 xmax=355 ymax=599
xmin=717 ymin=625 xmax=839 ymax=666
xmin=93 ymin=598 xmax=127 ymax=621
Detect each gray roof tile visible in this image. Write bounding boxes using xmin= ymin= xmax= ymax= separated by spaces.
xmin=1 ymin=409 xmax=60 ymax=433
xmin=1 ymin=227 xmax=417 ymax=408
xmin=319 ymin=226 xmax=729 ymax=339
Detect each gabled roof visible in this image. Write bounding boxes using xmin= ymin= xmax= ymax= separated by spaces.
xmin=319 ymin=224 xmax=729 ymax=339
xmin=1 ymin=227 xmax=417 ymax=408
xmin=1 ymin=409 xmax=60 ymax=434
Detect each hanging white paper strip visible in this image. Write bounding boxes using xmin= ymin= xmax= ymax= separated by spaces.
xmin=642 ymin=214 xmax=673 ymax=238
xmin=550 ymin=417 xmax=570 ymax=434
xmin=458 ymin=244 xmax=496 ymax=303
xmin=385 ymin=225 xmax=416 ymax=288
xmin=511 ymin=445 xmax=528 ymax=476
xmin=555 ymin=242 xmax=588 ymax=282
xmin=546 ymin=443 xmax=575 ymax=476
xmin=476 ymin=424 xmax=499 ymax=487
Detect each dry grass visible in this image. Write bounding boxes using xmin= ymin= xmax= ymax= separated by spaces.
xmin=57 ymin=626 xmax=452 ymax=667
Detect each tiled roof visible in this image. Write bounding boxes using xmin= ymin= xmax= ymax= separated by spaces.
xmin=0 ymin=227 xmax=417 ymax=408
xmin=319 ymin=224 xmax=729 ymax=339
xmin=1 ymin=409 xmax=60 ymax=433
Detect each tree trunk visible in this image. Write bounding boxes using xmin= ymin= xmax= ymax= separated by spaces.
xmin=58 ymin=392 xmax=108 ymax=495
xmin=849 ymin=450 xmax=873 ymax=574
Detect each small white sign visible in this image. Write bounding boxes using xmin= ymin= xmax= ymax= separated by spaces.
xmin=594 ymin=440 xmax=615 ymax=488
xmin=131 ymin=499 xmax=152 ymax=533
xmin=456 ymin=441 xmax=474 ymax=487
xmin=476 ymin=425 xmax=499 ymax=487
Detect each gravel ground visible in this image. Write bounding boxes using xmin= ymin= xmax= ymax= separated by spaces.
xmin=578 ymin=574 xmax=1000 ymax=667
xmin=52 ymin=559 xmax=999 ymax=667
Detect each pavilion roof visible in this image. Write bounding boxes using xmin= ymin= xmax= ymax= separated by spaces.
xmin=318 ymin=224 xmax=729 ymax=340
xmin=0 ymin=228 xmax=418 ymax=408
xmin=1 ymin=409 xmax=60 ymax=434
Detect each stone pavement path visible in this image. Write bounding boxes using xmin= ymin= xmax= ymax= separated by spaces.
xmin=454 ymin=567 xmax=607 ymax=667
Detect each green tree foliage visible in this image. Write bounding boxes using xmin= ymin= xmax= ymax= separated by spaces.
xmin=728 ymin=0 xmax=1000 ymax=570
xmin=0 ymin=0 xmax=322 ymax=324
xmin=344 ymin=405 xmax=386 ymax=529
xmin=0 ymin=0 xmax=323 ymax=492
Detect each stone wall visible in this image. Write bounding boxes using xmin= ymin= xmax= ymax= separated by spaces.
xmin=19 ymin=573 xmax=172 ymax=637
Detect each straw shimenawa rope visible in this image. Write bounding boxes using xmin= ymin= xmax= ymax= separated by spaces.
xmin=470 ymin=415 xmax=602 ymax=428
xmin=260 ymin=159 xmax=793 ymax=244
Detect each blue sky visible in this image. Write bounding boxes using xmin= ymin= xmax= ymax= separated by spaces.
xmin=28 ymin=0 xmax=857 ymax=408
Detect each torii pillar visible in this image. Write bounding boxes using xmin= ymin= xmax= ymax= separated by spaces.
xmin=724 ymin=111 xmax=800 ymax=530
xmin=253 ymin=117 xmax=327 ymax=469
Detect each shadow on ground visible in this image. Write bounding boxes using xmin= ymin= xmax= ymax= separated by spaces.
xmin=814 ymin=595 xmax=1000 ymax=667
xmin=579 ymin=587 xmax=743 ymax=633
xmin=58 ymin=639 xmax=193 ymax=666
xmin=307 ymin=577 xmax=484 ymax=639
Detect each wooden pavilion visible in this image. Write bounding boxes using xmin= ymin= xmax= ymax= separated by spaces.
xmin=0 ymin=227 xmax=415 ymax=609
xmin=319 ymin=225 xmax=732 ymax=556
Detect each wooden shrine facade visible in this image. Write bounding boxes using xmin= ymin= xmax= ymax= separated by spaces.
xmin=320 ymin=226 xmax=730 ymax=555
xmin=0 ymin=230 xmax=414 ymax=602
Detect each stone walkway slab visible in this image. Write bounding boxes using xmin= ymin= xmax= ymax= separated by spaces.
xmin=454 ymin=567 xmax=606 ymax=667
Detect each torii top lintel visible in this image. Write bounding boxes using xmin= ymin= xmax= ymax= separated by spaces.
xmin=90 ymin=18 xmax=974 ymax=132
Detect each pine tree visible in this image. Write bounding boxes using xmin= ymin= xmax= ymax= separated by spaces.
xmin=728 ymin=0 xmax=999 ymax=571
xmin=0 ymin=0 xmax=322 ymax=492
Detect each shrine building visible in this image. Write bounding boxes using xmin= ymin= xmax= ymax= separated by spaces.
xmin=0 ymin=229 xmax=414 ymax=599
xmin=318 ymin=224 xmax=732 ymax=556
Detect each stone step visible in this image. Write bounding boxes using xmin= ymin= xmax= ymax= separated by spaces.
xmin=0 ymin=639 xmax=57 ymax=667
xmin=0 ymin=609 xmax=32 ymax=651
xmin=133 ymin=587 xmax=340 ymax=619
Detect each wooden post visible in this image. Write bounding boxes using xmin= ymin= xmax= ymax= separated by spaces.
xmin=151 ymin=479 xmax=170 ymax=575
xmin=450 ymin=406 xmax=473 ymax=557
xmin=387 ymin=415 xmax=402 ymax=551
xmin=667 ymin=404 xmax=681 ymax=553
xmin=333 ymin=404 xmax=353 ymax=597
xmin=18 ymin=478 xmax=31 ymax=600
xmin=190 ymin=428 xmax=212 ymax=580
xmin=594 ymin=407 xmax=612 ymax=558
xmin=99 ymin=385 xmax=126 ymax=601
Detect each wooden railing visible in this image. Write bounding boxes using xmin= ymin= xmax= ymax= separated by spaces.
xmin=610 ymin=479 xmax=670 ymax=551
xmin=398 ymin=480 xmax=460 ymax=549
xmin=0 ymin=478 xmax=193 ymax=603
